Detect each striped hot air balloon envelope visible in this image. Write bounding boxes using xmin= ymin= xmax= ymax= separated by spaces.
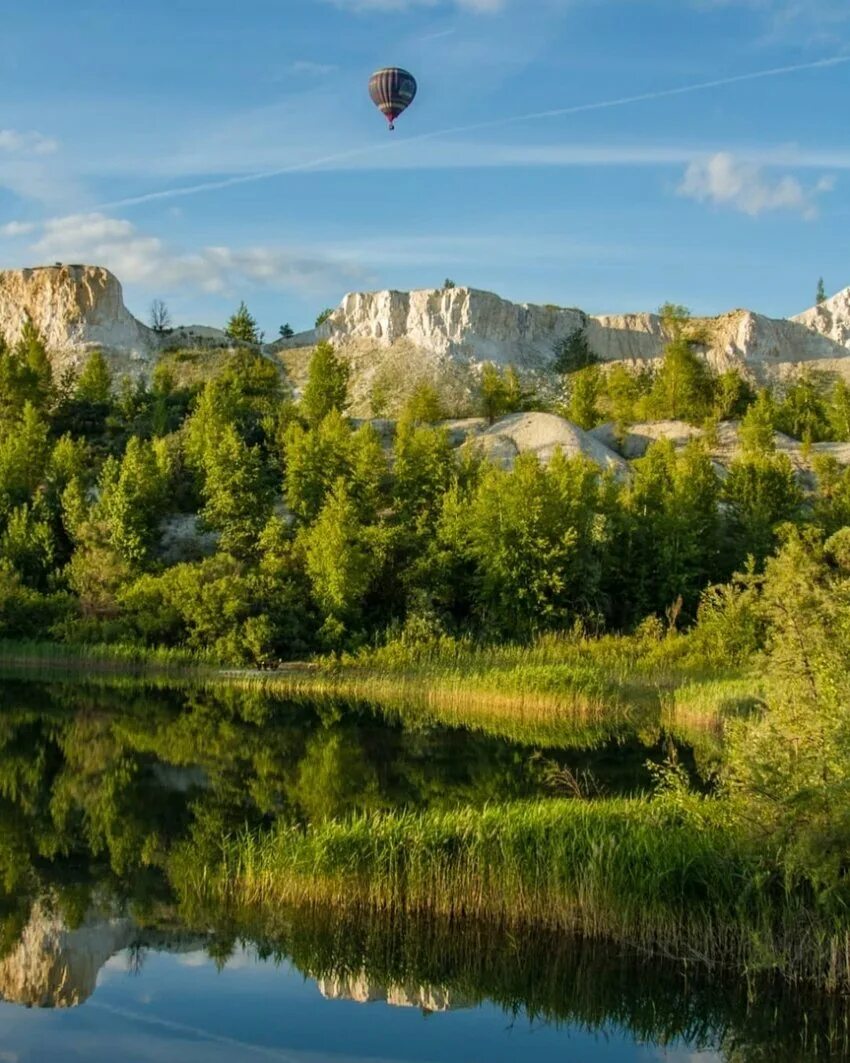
xmin=369 ymin=68 xmax=417 ymax=131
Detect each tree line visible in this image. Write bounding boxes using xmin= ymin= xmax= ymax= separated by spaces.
xmin=0 ymin=315 xmax=849 ymax=663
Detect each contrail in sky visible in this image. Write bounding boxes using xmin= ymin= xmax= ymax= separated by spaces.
xmin=88 ymin=54 xmax=850 ymax=212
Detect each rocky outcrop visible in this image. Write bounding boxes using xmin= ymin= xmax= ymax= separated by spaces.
xmin=792 ymin=287 xmax=850 ymax=350
xmin=469 ymin=412 xmax=629 ymax=477
xmin=0 ymin=264 xmax=230 ymax=378
xmin=277 ymin=286 xmax=850 ymax=385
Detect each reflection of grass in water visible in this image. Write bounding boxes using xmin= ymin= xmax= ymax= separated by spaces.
xmin=172 ymin=796 xmax=850 ymax=992
xmin=176 ymin=901 xmax=850 ymax=1060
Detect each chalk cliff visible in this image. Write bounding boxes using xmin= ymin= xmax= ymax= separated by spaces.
xmin=0 ymin=264 xmax=229 ymax=376
xmin=277 ymin=286 xmax=850 ymax=384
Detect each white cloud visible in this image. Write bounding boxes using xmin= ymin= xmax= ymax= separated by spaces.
xmin=327 ymin=0 xmax=505 ymax=11
xmin=677 ymin=153 xmax=834 ymax=219
xmin=0 ymin=221 xmax=37 ymax=237
xmin=25 ymin=212 xmax=368 ymax=297
xmin=0 ymin=129 xmax=58 ymax=155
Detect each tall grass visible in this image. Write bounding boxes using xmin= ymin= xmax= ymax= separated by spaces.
xmin=0 ymin=638 xmax=214 ymax=675
xmin=172 ymin=796 xmax=850 ymax=991
xmin=236 ymin=631 xmax=760 ymax=748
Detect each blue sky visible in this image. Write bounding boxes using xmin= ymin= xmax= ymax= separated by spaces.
xmin=0 ymin=0 xmax=848 ymax=335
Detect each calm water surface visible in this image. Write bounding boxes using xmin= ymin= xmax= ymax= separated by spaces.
xmin=0 ymin=674 xmax=841 ymax=1061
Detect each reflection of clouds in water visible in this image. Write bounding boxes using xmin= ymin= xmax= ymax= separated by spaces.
xmin=176 ymin=951 xmax=211 ymax=968
xmin=80 ymin=1001 xmax=413 ymax=1062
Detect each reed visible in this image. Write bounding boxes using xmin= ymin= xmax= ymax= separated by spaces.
xmin=0 ymin=638 xmax=214 ymax=675
xmin=173 ymin=796 xmax=850 ymax=991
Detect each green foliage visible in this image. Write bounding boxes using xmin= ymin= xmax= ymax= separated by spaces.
xmin=314 ymin=308 xmax=334 ymax=328
xmin=738 ymin=390 xmax=777 ymax=456
xmin=775 ymin=371 xmax=831 ymax=442
xmin=564 ymin=365 xmax=602 ymax=429
xmin=645 ymin=338 xmax=714 ymax=422
xmin=724 ymin=531 xmax=850 ymax=894
xmin=75 ymin=350 xmax=112 ymax=404
xmin=225 ymin=302 xmax=260 ymax=345
xmin=200 ymin=424 xmax=273 ymax=557
xmin=722 ymin=453 xmax=803 ymax=565
xmin=299 ymin=479 xmax=377 ymax=646
xmin=817 ymin=277 xmax=827 ymax=305
xmin=399 ymin=381 xmax=445 ymax=424
xmin=553 ymin=327 xmax=597 ymax=374
xmin=300 ymin=342 xmax=350 ymax=426
xmin=478 ymin=364 xmax=526 ymax=424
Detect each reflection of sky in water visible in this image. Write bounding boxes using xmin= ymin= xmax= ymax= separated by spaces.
xmin=0 ymin=947 xmax=722 ymax=1062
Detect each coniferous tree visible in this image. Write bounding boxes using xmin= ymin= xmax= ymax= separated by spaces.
xmin=301 ymin=342 xmax=350 ymax=426
xmin=75 ymin=350 xmax=112 ymax=404
xmin=225 ymin=302 xmax=260 ymax=345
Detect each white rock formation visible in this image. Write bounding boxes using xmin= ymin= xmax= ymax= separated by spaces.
xmin=792 ymin=287 xmax=850 ymax=350
xmin=277 ymin=286 xmax=850 ymax=385
xmin=0 ymin=264 xmax=230 ymax=378
xmin=472 ymin=412 xmax=629 ymax=476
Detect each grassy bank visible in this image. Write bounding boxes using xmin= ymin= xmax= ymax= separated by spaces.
xmin=173 ymin=795 xmax=848 ymax=991
xmin=231 ymin=632 xmax=760 ymax=747
xmin=0 ymin=639 xmax=214 ymax=676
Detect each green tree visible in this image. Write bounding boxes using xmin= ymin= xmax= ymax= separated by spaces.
xmin=724 ymin=530 xmax=850 ymax=889
xmin=827 ymin=378 xmax=850 ymax=441
xmin=279 ymin=323 xmax=294 ymax=339
xmin=299 ymin=479 xmax=375 ymax=646
xmin=463 ymin=452 xmax=609 ymax=637
xmin=400 ymin=382 xmax=445 ymax=424
xmin=75 ymin=351 xmax=112 ymax=404
xmin=314 ymin=308 xmax=334 ymax=329
xmin=621 ymin=441 xmax=720 ymax=621
xmin=713 ymin=370 xmax=754 ymax=420
xmin=225 ymin=302 xmax=260 ymax=345
xmin=283 ymin=410 xmax=355 ymax=523
xmin=565 ymin=365 xmax=602 ymax=429
xmin=479 ymin=364 xmax=510 ymax=425
xmin=301 ymin=342 xmax=350 ymax=426
xmin=201 ymin=425 xmax=273 ymax=556
xmin=98 ymin=437 xmax=173 ymax=566
xmin=817 ymin=277 xmax=827 ymax=305
xmin=1 ymin=503 xmax=54 ymax=588
xmin=775 ymin=371 xmax=830 ymax=443
xmin=645 ymin=337 xmax=714 ymax=422
xmin=722 ymin=453 xmax=802 ymax=566
xmin=738 ymin=389 xmax=777 ymax=456
xmin=553 ymin=327 xmax=597 ymax=374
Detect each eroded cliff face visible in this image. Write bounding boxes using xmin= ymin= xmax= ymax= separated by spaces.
xmin=792 ymin=287 xmax=850 ymax=349
xmin=278 ymin=285 xmax=850 ymax=383
xmin=0 ymin=265 xmax=157 ymax=373
xmin=0 ymin=264 xmax=231 ymax=378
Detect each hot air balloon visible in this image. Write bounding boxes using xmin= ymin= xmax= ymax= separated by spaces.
xmin=369 ymin=67 xmax=417 ymax=131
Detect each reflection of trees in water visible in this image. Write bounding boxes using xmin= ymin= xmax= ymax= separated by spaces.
xmin=0 ymin=677 xmax=829 ymax=1054
xmin=0 ymin=676 xmax=682 ymax=888
xmin=175 ymin=900 xmax=850 ymax=1062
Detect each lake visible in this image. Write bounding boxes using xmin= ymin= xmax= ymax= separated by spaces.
xmin=0 ymin=674 xmax=843 ymax=1061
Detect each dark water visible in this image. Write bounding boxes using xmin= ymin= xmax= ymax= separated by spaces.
xmin=0 ymin=675 xmax=843 ymax=1061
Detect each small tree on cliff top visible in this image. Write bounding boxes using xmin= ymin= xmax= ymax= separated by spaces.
xmin=225 ymin=302 xmax=260 ymax=345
